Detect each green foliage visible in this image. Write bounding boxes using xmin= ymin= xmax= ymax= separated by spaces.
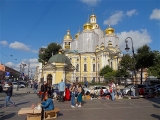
xmin=99 ymin=65 xmax=113 ymax=76
xmin=147 ymin=51 xmax=160 ymax=78
xmin=38 ymin=43 xmax=61 ymax=64
xmin=104 ymin=70 xmax=117 ymax=81
xmin=117 ymin=54 xmax=133 ymax=77
xmin=135 ymin=44 xmax=155 ymax=69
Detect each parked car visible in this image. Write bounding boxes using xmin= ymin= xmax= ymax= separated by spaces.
xmin=3 ymin=83 xmax=10 ymax=91
xmin=0 ymin=85 xmax=3 ymax=92
xmin=122 ymin=84 xmax=151 ymax=95
xmin=85 ymin=86 xmax=107 ymax=94
xmin=12 ymin=82 xmax=25 ymax=88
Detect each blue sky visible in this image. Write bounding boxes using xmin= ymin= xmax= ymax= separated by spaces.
xmin=0 ymin=0 xmax=160 ymax=75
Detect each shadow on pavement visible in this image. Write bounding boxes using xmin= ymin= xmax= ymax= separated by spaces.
xmin=58 ymin=112 xmax=63 ymax=116
xmin=150 ymin=114 xmax=160 ymax=120
xmin=0 ymin=111 xmax=4 ymax=117
xmin=152 ymin=104 xmax=160 ymax=108
xmin=15 ymin=101 xmax=30 ymax=107
xmin=13 ymin=93 xmax=29 ymax=97
xmin=0 ymin=113 xmax=15 ymax=120
xmin=144 ymin=98 xmax=160 ymax=105
xmin=0 ymin=99 xmax=4 ymax=101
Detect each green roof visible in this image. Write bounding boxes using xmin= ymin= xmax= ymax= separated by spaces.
xmin=48 ymin=54 xmax=71 ymax=64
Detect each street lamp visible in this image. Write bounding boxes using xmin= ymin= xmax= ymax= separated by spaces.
xmin=125 ymin=37 xmax=136 ymax=82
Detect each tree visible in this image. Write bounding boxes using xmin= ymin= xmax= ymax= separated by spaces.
xmin=147 ymin=51 xmax=160 ymax=78
xmin=135 ymin=45 xmax=155 ymax=84
xmin=99 ymin=65 xmax=113 ymax=76
xmin=117 ymin=54 xmax=133 ymax=77
xmin=38 ymin=43 xmax=62 ymax=64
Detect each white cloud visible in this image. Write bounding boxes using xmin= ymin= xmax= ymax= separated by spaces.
xmin=104 ymin=11 xmax=124 ymax=25
xmin=9 ymin=41 xmax=31 ymax=51
xmin=150 ymin=9 xmax=160 ymax=20
xmin=0 ymin=40 xmax=8 ymax=46
xmin=80 ymin=0 xmax=101 ymax=6
xmin=104 ymin=9 xmax=137 ymax=26
xmin=32 ymin=50 xmax=38 ymax=53
xmin=117 ymin=29 xmax=152 ymax=53
xmin=126 ymin=9 xmax=138 ymax=17
xmin=5 ymin=62 xmax=14 ymax=68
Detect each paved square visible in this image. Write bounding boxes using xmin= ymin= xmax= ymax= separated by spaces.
xmin=0 ymin=91 xmax=160 ymax=120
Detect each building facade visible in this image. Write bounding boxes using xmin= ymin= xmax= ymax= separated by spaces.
xmin=62 ymin=13 xmax=122 ymax=83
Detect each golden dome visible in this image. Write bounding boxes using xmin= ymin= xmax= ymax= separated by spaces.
xmin=83 ymin=22 xmax=92 ymax=30
xmin=105 ymin=26 xmax=115 ymax=35
xmin=64 ymin=30 xmax=72 ymax=40
xmin=75 ymin=31 xmax=80 ymax=39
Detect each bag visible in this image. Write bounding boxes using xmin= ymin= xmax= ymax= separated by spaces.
xmin=81 ymin=87 xmax=85 ymax=95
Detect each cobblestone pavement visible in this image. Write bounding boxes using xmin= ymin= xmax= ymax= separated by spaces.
xmin=0 ymin=88 xmax=160 ymax=120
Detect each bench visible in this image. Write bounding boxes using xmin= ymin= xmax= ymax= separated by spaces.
xmin=44 ymin=108 xmax=60 ymax=120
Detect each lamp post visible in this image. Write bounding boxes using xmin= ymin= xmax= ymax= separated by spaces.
xmin=125 ymin=37 xmax=136 ymax=82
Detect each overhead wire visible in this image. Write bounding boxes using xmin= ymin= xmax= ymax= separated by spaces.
xmin=24 ymin=0 xmax=57 ymax=42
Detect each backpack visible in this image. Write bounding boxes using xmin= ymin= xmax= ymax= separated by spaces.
xmin=81 ymin=87 xmax=85 ymax=95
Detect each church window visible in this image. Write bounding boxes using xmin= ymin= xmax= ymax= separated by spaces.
xmin=76 ymin=77 xmax=79 ymax=82
xmin=98 ymin=64 xmax=100 ymax=71
xmin=84 ymin=64 xmax=87 ymax=72
xmin=84 ymin=58 xmax=87 ymax=61
xmin=84 ymin=77 xmax=87 ymax=82
xmin=93 ymin=64 xmax=95 ymax=72
xmin=76 ymin=64 xmax=79 ymax=72
xmin=111 ymin=61 xmax=113 ymax=69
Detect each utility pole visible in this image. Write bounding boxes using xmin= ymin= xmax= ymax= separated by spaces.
xmin=28 ymin=61 xmax=30 ymax=81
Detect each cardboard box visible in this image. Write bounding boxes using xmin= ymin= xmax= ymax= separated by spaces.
xmin=34 ymin=108 xmax=41 ymax=114
xmin=18 ymin=108 xmax=34 ymax=115
xmin=27 ymin=114 xmax=41 ymax=120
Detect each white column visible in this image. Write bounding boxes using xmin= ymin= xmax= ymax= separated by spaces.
xmin=44 ymin=73 xmax=47 ymax=81
xmin=52 ymin=73 xmax=55 ymax=84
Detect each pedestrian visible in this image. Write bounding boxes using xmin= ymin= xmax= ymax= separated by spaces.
xmin=47 ymin=84 xmax=52 ymax=97
xmin=41 ymin=81 xmax=47 ymax=101
xmin=69 ymin=83 xmax=76 ymax=108
xmin=33 ymin=82 xmax=38 ymax=93
xmin=84 ymin=80 xmax=88 ymax=88
xmin=76 ymin=83 xmax=82 ymax=107
xmin=58 ymin=79 xmax=65 ymax=102
xmin=2 ymin=82 xmax=15 ymax=108
xmin=26 ymin=81 xmax=28 ymax=88
xmin=31 ymin=80 xmax=33 ymax=88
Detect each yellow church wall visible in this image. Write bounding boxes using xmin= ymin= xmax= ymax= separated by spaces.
xmin=55 ymin=71 xmax=63 ymax=84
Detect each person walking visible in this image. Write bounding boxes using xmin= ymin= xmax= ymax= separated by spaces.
xmin=41 ymin=81 xmax=47 ymax=101
xmin=47 ymin=84 xmax=52 ymax=97
xmin=33 ymin=82 xmax=38 ymax=94
xmin=2 ymin=82 xmax=15 ymax=108
xmin=69 ymin=83 xmax=76 ymax=108
xmin=31 ymin=80 xmax=33 ymax=88
xmin=76 ymin=84 xmax=82 ymax=107
xmin=58 ymin=79 xmax=65 ymax=102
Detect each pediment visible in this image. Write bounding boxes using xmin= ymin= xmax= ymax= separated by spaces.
xmin=42 ymin=63 xmax=56 ymax=71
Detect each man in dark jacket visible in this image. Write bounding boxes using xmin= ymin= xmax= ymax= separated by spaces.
xmin=41 ymin=81 xmax=47 ymax=101
xmin=2 ymin=82 xmax=15 ymax=108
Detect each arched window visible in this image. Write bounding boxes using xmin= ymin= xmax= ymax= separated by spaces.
xmin=111 ymin=61 xmax=113 ymax=69
xmin=76 ymin=64 xmax=79 ymax=72
xmin=98 ymin=64 xmax=100 ymax=71
xmin=93 ymin=64 xmax=95 ymax=72
xmin=84 ymin=64 xmax=87 ymax=72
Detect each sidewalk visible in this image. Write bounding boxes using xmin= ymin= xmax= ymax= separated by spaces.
xmin=13 ymin=87 xmax=40 ymax=94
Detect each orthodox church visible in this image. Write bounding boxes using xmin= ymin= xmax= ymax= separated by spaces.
xmin=62 ymin=13 xmax=122 ymax=83
xmin=34 ymin=13 xmax=123 ymax=84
